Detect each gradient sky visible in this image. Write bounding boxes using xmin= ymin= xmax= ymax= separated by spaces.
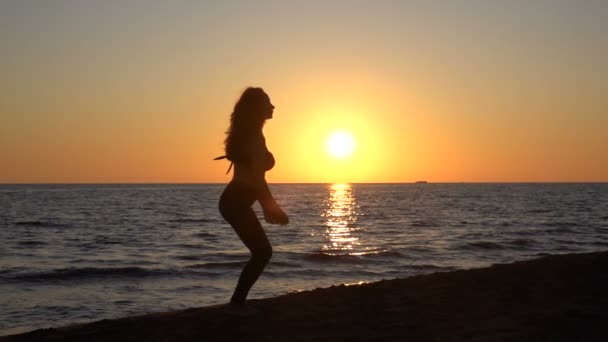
xmin=1 ymin=0 xmax=606 ymax=183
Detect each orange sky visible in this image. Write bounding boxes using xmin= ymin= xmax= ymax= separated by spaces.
xmin=1 ymin=1 xmax=607 ymax=183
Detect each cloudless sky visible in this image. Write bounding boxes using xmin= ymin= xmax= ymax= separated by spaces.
xmin=1 ymin=0 xmax=607 ymax=183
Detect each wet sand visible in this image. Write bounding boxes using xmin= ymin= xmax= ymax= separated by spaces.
xmin=3 ymin=251 xmax=608 ymax=341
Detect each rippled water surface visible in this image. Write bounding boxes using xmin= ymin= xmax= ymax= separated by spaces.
xmin=1 ymin=183 xmax=607 ymax=335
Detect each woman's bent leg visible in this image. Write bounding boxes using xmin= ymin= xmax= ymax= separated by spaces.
xmin=224 ymin=207 xmax=273 ymax=304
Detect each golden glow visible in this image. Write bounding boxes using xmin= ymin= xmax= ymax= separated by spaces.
xmin=2 ymin=3 xmax=607 ymax=183
xmin=326 ymin=131 xmax=355 ymax=159
xmin=321 ymin=183 xmax=359 ymax=254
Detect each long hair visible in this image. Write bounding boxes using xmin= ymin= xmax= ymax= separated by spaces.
xmin=224 ymin=87 xmax=269 ymax=161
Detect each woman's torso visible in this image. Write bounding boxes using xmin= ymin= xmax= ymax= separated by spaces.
xmin=231 ymin=133 xmax=274 ymax=187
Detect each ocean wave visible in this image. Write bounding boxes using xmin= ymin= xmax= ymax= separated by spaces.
xmin=17 ymin=240 xmax=47 ymax=246
xmin=293 ymin=249 xmax=403 ymax=263
xmin=174 ymin=255 xmax=206 ymax=261
xmin=543 ymin=227 xmax=576 ymax=234
xmin=193 ymin=232 xmax=216 ymax=238
xmin=94 ymin=237 xmax=122 ymax=245
xmin=14 ymin=220 xmax=70 ymax=228
xmin=506 ymin=238 xmax=537 ymax=247
xmin=0 ymin=267 xmax=29 ymax=276
xmin=400 ymin=246 xmax=431 ymax=253
xmin=542 ymin=221 xmax=582 ymax=230
xmin=175 ymin=253 xmax=256 ymax=263
xmin=408 ymin=264 xmax=456 ymax=271
xmin=266 ymin=268 xmax=383 ymax=278
xmin=411 ymin=220 xmax=435 ymax=227
xmin=526 ymin=209 xmax=553 ymax=214
xmin=176 ymin=243 xmax=207 ymax=249
xmin=512 ymin=229 xmax=539 ymax=236
xmin=168 ymin=218 xmax=214 ymax=223
xmin=354 ymin=249 xmax=403 ymax=257
xmin=460 ymin=241 xmax=504 ymax=250
xmin=552 ymin=239 xmax=587 ymax=246
xmin=270 ymin=260 xmax=302 ymax=268
xmin=303 ymin=253 xmax=364 ymax=263
xmin=185 ymin=261 xmax=245 ymax=269
xmin=6 ymin=267 xmax=172 ymax=282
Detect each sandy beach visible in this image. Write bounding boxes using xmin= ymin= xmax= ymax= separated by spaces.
xmin=3 ymin=251 xmax=607 ymax=342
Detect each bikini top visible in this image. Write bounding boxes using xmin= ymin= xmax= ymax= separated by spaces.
xmin=214 ymin=150 xmax=275 ymax=174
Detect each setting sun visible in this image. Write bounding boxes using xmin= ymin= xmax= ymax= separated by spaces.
xmin=327 ymin=131 xmax=356 ymax=159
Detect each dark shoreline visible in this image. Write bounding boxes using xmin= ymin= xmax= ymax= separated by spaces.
xmin=3 ymin=251 xmax=608 ymax=341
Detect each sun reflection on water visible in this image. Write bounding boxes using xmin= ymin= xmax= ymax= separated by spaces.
xmin=321 ymin=183 xmax=360 ymax=255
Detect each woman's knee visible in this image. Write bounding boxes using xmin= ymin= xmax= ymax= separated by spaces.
xmin=252 ymin=244 xmax=273 ymax=263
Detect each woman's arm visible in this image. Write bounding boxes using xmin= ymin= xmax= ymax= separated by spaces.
xmin=256 ymin=179 xmax=288 ymax=225
xmin=250 ymin=137 xmax=289 ymax=225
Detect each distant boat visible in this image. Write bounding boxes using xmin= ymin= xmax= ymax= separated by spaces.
xmin=414 ymin=181 xmax=428 ymax=184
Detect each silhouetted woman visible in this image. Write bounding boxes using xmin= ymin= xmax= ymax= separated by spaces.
xmin=217 ymin=87 xmax=289 ymax=305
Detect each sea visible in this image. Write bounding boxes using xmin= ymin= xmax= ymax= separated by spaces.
xmin=1 ymin=183 xmax=607 ymax=335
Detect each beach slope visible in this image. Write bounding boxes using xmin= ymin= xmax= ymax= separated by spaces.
xmin=3 ymin=251 xmax=608 ymax=341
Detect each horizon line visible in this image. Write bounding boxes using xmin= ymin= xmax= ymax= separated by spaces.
xmin=1 ymin=181 xmax=607 ymax=185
